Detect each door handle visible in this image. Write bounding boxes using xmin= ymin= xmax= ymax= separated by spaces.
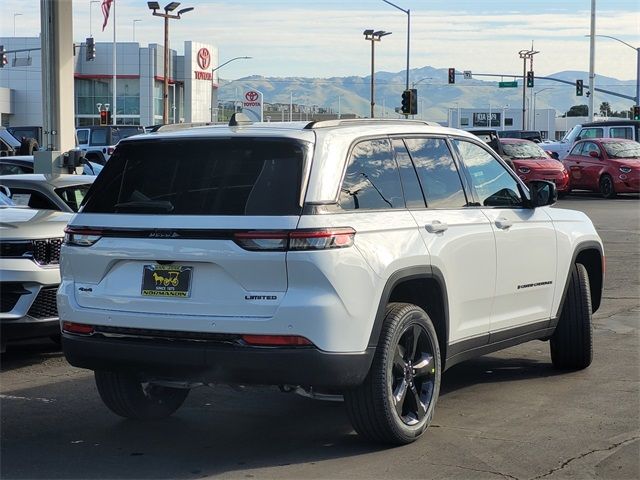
xmin=495 ymin=217 xmax=513 ymax=230
xmin=425 ymin=221 xmax=448 ymax=234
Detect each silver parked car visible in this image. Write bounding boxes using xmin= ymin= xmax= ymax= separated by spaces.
xmin=0 ymin=204 xmax=72 ymax=351
xmin=0 ymin=174 xmax=95 ymax=212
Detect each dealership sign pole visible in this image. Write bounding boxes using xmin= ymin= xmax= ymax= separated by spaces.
xmin=242 ymin=90 xmax=263 ymax=122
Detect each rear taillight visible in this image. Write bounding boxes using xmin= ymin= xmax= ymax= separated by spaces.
xmin=233 ymin=228 xmax=355 ymax=252
xmin=62 ymin=321 xmax=95 ymax=335
xmin=241 ymin=334 xmax=313 ymax=346
xmin=64 ymin=227 xmax=103 ymax=247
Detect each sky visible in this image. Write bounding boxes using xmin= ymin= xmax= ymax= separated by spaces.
xmin=1 ymin=0 xmax=638 ymax=81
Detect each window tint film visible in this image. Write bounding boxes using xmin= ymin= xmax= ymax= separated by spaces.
xmin=404 ymin=137 xmax=467 ymax=208
xmin=391 ymin=139 xmax=426 ymax=208
xmin=339 ymin=139 xmax=404 ymax=210
xmin=453 ymin=140 xmax=523 ymax=207
xmin=82 ymin=138 xmax=306 ymax=216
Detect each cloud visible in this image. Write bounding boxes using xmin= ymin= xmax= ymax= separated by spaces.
xmin=0 ymin=0 xmax=637 ymax=80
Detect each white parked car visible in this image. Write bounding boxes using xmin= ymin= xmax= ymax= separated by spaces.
xmin=0 ymin=174 xmax=95 ymax=212
xmin=1 ymin=202 xmax=72 ymax=351
xmin=58 ymin=118 xmax=604 ymax=444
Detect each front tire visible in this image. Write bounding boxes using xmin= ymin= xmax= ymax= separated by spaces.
xmin=345 ymin=303 xmax=441 ymax=445
xmin=599 ymin=174 xmax=616 ymax=199
xmin=550 ymin=263 xmax=593 ymax=370
xmin=95 ymin=371 xmax=189 ymax=420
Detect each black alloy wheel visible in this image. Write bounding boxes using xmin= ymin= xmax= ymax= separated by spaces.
xmin=390 ymin=324 xmax=436 ymax=426
xmin=599 ymin=175 xmax=616 ymax=199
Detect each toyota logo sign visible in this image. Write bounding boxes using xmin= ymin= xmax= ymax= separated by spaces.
xmin=245 ymin=91 xmax=259 ymax=102
xmin=197 ymin=48 xmax=211 ymax=70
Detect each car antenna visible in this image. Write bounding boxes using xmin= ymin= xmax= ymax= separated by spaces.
xmin=229 ymin=113 xmax=253 ymax=127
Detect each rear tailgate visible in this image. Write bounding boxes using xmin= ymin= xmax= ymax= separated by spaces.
xmin=63 ymin=136 xmax=310 ymax=320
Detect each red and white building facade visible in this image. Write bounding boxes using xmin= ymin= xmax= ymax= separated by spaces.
xmin=0 ymin=36 xmax=219 ymax=127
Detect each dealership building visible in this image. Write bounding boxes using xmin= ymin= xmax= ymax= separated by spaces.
xmin=0 ymin=36 xmax=218 ymax=127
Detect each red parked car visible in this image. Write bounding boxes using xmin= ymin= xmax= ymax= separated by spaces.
xmin=563 ymin=138 xmax=640 ymax=198
xmin=499 ymin=138 xmax=570 ymax=194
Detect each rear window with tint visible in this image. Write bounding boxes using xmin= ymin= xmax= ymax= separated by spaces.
xmin=82 ymin=138 xmax=307 ymax=215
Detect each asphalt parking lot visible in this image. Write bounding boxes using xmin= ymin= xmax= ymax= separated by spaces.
xmin=1 ymin=193 xmax=639 ymax=480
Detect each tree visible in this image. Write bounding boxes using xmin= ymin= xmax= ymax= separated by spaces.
xmin=566 ymin=105 xmax=589 ymax=117
xmin=599 ymin=102 xmax=612 ymax=116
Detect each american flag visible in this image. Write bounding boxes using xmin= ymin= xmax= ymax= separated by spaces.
xmin=101 ymin=0 xmax=113 ymax=31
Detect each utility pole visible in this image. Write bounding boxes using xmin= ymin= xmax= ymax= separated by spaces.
xmin=588 ymin=0 xmax=596 ymax=121
xmin=519 ymin=47 xmax=539 ymax=130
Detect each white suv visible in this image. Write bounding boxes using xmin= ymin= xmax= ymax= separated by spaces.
xmin=58 ymin=118 xmax=604 ymax=444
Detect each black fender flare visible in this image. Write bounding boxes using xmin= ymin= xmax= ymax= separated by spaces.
xmin=366 ymin=265 xmax=449 ymax=351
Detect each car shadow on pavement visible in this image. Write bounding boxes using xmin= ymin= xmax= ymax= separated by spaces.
xmin=0 ymin=339 xmax=62 ymax=372
xmin=441 ymin=355 xmax=564 ymax=395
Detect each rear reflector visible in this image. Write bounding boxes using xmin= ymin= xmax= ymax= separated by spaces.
xmin=62 ymin=321 xmax=95 ymax=335
xmin=241 ymin=334 xmax=313 ymax=346
xmin=234 ymin=228 xmax=355 ymax=252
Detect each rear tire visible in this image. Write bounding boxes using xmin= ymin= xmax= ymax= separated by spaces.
xmin=550 ymin=263 xmax=593 ymax=370
xmin=94 ymin=371 xmax=189 ymax=419
xmin=345 ymin=302 xmax=441 ymax=445
xmin=599 ymin=174 xmax=616 ymax=199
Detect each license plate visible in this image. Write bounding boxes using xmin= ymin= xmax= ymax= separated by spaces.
xmin=141 ymin=265 xmax=192 ymax=298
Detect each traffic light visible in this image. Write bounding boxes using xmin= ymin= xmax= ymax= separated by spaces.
xmin=576 ymin=79 xmax=583 ymax=96
xmin=0 ymin=46 xmax=7 ymax=68
xmin=409 ymin=88 xmax=417 ymax=115
xmin=633 ymin=105 xmax=640 ymax=120
xmin=448 ymin=68 xmax=455 ymax=84
xmin=526 ymin=71 xmax=534 ymax=88
xmin=86 ymin=37 xmax=96 ymax=61
xmin=99 ymin=110 xmax=111 ymax=126
xmin=401 ymin=90 xmax=411 ymax=114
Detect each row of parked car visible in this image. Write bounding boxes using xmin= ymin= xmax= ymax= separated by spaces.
xmin=470 ymin=121 xmax=640 ymax=198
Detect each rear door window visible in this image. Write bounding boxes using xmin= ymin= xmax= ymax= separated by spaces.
xmin=610 ymin=127 xmax=633 ymax=139
xmin=404 ymin=137 xmax=467 ymax=209
xmin=339 ymin=139 xmax=404 ymax=210
xmin=391 ymin=138 xmax=426 ymax=208
xmin=579 ymin=128 xmax=603 ymax=139
xmin=82 ymin=138 xmax=307 ymax=216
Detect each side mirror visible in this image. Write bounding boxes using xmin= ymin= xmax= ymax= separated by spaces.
xmin=589 ymin=150 xmax=600 ymax=158
xmin=528 ymin=180 xmax=557 ymax=208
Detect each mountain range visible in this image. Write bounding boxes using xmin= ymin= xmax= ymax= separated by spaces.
xmin=218 ymin=66 xmax=637 ymax=122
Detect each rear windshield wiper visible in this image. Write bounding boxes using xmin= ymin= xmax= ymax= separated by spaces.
xmin=114 ymin=200 xmax=174 ymax=213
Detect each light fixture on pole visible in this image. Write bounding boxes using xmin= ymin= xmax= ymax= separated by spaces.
xmin=587 ymin=34 xmax=639 ymax=107
xmin=209 ymin=56 xmax=252 ymax=122
xmin=364 ymin=29 xmax=392 ymax=118
xmin=132 ymin=19 xmax=142 ymax=42
xmin=381 ymin=1 xmax=410 ymax=115
xmin=148 ymin=1 xmax=194 ymax=124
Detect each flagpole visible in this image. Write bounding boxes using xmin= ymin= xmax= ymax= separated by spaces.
xmin=112 ymin=0 xmax=117 ymax=125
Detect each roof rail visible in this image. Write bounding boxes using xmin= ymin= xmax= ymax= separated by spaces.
xmin=303 ymin=118 xmax=442 ymax=129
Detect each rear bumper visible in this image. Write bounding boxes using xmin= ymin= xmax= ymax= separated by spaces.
xmin=62 ymin=333 xmax=375 ymax=388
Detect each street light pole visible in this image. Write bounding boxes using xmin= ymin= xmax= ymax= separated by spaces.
xmin=519 ymin=47 xmax=540 ymax=130
xmin=13 ymin=13 xmax=23 ymax=37
xmin=381 ymin=1 xmax=410 ymax=108
xmin=364 ymin=30 xmax=392 ymax=118
xmin=132 ymin=19 xmax=141 ymax=42
xmin=588 ymin=0 xmax=596 ymax=121
xmin=148 ymin=2 xmax=194 ymax=125
xmin=209 ymin=56 xmax=252 ymax=123
xmin=590 ymin=34 xmax=639 ymax=106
